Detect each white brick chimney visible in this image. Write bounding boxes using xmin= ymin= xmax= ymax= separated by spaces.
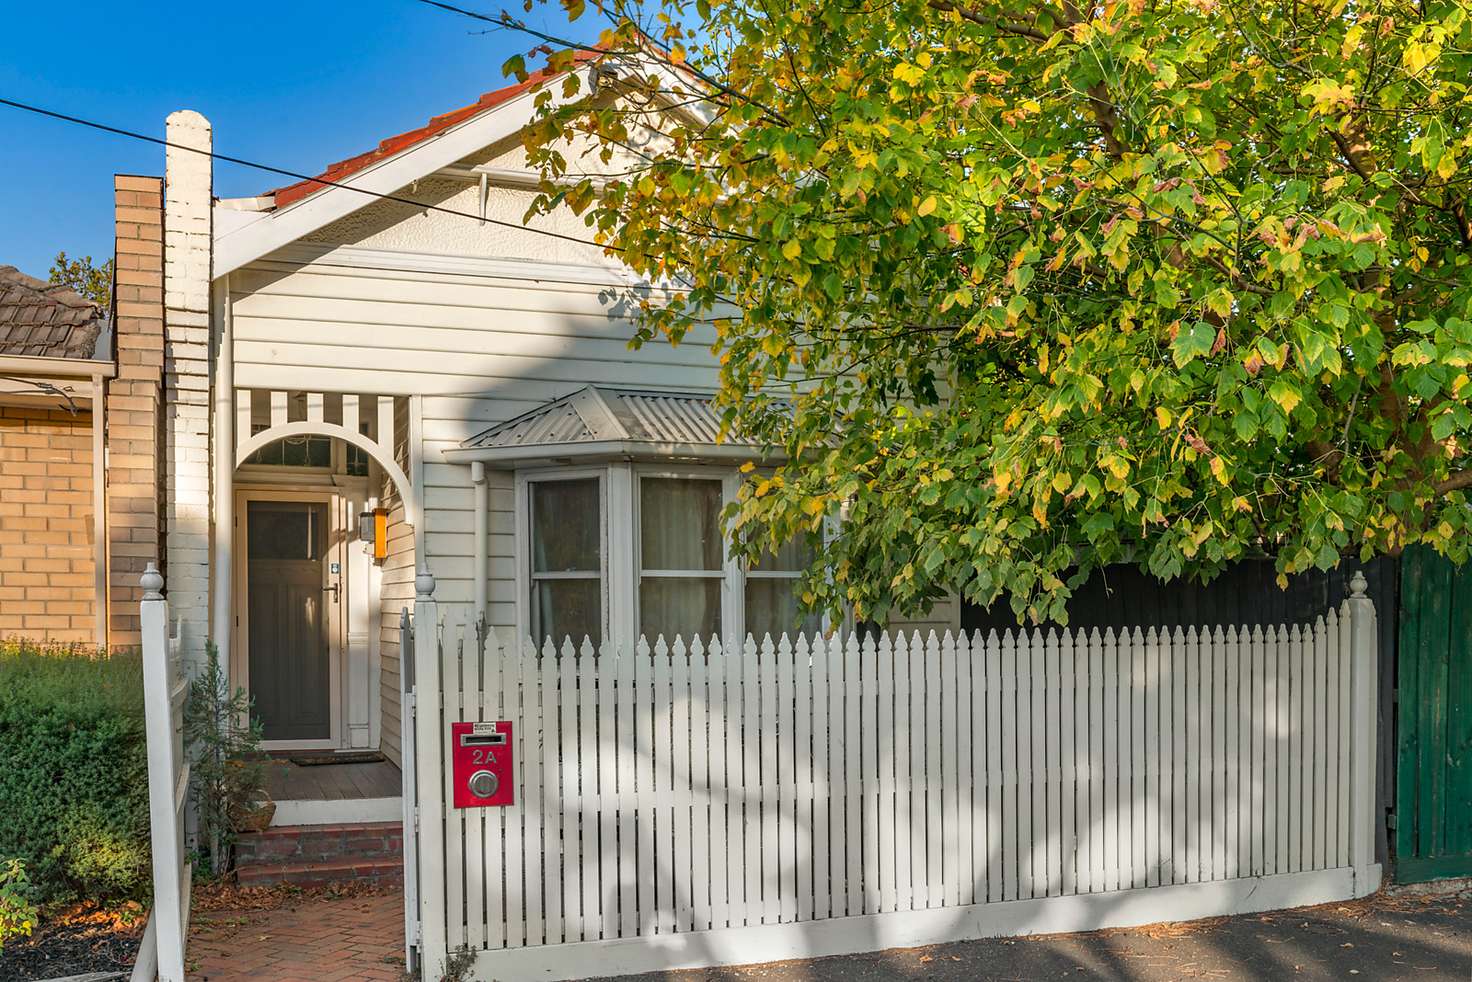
xmin=163 ymin=110 xmax=213 ymax=665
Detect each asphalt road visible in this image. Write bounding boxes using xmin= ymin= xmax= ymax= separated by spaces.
xmin=595 ymin=888 xmax=1471 ymax=981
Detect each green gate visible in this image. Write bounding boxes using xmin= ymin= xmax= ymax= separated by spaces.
xmin=1396 ymin=546 xmax=1472 ymax=882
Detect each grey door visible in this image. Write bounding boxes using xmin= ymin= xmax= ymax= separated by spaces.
xmin=247 ymin=500 xmax=331 ymax=742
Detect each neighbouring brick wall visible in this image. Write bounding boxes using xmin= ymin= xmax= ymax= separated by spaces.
xmin=108 ymin=174 xmax=166 ymax=646
xmin=163 ymin=111 xmax=213 ymax=664
xmin=0 ymin=406 xmax=96 ymax=642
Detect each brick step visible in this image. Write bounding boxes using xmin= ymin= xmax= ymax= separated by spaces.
xmin=234 ymin=857 xmax=404 ymax=889
xmin=235 ymin=821 xmax=403 ymax=869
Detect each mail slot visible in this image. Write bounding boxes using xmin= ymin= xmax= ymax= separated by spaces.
xmin=451 ymin=720 xmax=514 ymax=808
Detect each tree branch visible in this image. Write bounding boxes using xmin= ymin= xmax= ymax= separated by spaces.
xmin=1434 ymin=470 xmax=1472 ymax=495
xmin=927 ymin=0 xmax=1048 ymax=40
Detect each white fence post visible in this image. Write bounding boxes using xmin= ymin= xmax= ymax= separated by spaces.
xmin=1345 ymin=570 xmax=1383 ymax=897
xmin=399 ymin=606 xmax=420 ymax=972
xmin=140 ymin=563 xmax=190 ymax=982
xmin=411 ymin=566 xmax=446 ymax=977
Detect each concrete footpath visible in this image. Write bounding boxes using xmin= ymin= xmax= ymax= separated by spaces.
xmin=597 ymin=888 xmax=1471 ymax=982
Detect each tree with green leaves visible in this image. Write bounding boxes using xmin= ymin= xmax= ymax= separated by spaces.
xmin=493 ymin=0 xmax=1472 ymax=624
xmin=48 ymin=252 xmax=112 ymax=309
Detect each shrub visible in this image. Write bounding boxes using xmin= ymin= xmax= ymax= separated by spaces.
xmin=184 ymin=642 xmax=264 ymax=875
xmin=0 ymin=858 xmax=38 ymax=951
xmin=0 ymin=640 xmax=151 ymax=905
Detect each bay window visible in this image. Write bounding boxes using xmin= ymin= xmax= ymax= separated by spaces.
xmin=522 ymin=464 xmax=823 ymax=646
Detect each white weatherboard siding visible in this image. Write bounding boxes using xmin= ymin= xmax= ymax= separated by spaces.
xmin=230 ymin=247 xmax=957 ymax=637
xmin=229 ymin=246 xmax=719 ymax=627
xmin=229 ymin=137 xmax=956 ymax=646
xmin=378 ymin=404 xmax=414 ymax=769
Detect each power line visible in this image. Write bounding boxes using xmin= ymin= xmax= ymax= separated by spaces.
xmin=0 ymin=96 xmax=619 ymax=253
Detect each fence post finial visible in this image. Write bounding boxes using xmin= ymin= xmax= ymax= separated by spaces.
xmin=1349 ymin=569 xmax=1368 ymax=598
xmin=416 ymin=564 xmax=436 ymax=599
xmin=141 ymin=562 xmax=164 ymax=601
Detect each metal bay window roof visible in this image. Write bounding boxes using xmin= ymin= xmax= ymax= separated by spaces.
xmin=445 ymin=385 xmax=772 ymax=465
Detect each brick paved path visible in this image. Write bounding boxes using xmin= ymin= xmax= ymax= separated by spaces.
xmin=188 ymin=886 xmax=405 ymax=981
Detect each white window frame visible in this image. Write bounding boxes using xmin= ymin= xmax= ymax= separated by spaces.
xmin=632 ymin=465 xmax=742 ymax=645
xmin=514 ymin=461 xmax=831 ymax=649
xmin=515 ymin=466 xmax=610 ymax=648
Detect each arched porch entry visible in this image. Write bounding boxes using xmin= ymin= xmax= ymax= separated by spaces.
xmin=217 ymin=389 xmax=417 ymax=820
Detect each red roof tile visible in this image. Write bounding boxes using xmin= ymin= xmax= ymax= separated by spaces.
xmin=271 ymin=55 xmax=600 ymax=209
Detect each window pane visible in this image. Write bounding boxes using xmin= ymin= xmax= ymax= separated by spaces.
xmin=247 ymin=501 xmax=325 ymax=561
xmin=640 ymin=578 xmax=721 ymax=641
xmin=346 ymin=443 xmax=368 ymax=477
xmin=751 ymin=535 xmax=816 ymax=573
xmin=531 ymin=479 xmax=601 ymax=572
xmin=531 ymin=578 xmax=602 ymax=646
xmin=746 ymin=578 xmax=822 ymax=640
xmin=641 ymin=478 xmax=723 ymax=571
xmin=243 ymin=435 xmax=331 ymax=469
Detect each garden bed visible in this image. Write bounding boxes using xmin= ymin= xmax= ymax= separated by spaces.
xmin=0 ymin=902 xmax=144 ymax=982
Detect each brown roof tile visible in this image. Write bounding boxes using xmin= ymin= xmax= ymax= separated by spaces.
xmin=0 ymin=265 xmax=106 ymax=359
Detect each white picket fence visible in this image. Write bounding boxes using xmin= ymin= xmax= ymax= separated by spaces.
xmin=139 ymin=564 xmax=191 ymax=982
xmin=409 ymin=571 xmax=1381 ymax=980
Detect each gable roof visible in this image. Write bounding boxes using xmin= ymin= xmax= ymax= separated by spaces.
xmin=270 ymin=54 xmax=602 ymax=210
xmin=0 ymin=266 xmax=106 ymax=359
xmin=215 ymin=56 xmax=608 ymax=276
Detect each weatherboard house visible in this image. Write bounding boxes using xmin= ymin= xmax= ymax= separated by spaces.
xmin=87 ymin=56 xmax=1435 ymax=982
xmin=139 ymin=68 xmax=930 ymax=781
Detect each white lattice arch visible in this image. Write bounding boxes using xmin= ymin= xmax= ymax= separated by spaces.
xmin=235 ymin=420 xmax=417 ymax=528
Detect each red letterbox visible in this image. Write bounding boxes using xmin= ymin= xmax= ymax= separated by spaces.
xmin=450 ymin=720 xmax=514 ymax=808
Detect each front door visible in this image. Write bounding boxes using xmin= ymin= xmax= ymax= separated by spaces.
xmin=247 ymin=500 xmax=332 ymax=742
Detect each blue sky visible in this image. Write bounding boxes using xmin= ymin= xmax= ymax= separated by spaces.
xmin=0 ymin=0 xmax=585 ymax=278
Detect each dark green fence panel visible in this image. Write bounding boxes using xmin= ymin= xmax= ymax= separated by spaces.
xmin=1396 ymin=546 xmax=1472 ymax=882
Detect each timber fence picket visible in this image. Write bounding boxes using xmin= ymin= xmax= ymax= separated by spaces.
xmin=411 ymin=575 xmax=1384 ymax=981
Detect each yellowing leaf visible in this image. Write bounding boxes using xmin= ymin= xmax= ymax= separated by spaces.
xmin=1103 ymin=455 xmax=1130 ymax=480
xmin=1155 ymin=406 xmax=1173 ymax=430
xmin=1404 ymin=41 xmax=1435 ymax=75
xmin=917 ymin=195 xmax=938 ymax=217
xmin=1269 ymin=379 xmax=1302 ymax=414
xmin=782 ymin=239 xmax=803 ymax=261
xmin=1301 ymin=78 xmax=1354 ymax=116
xmin=894 ymin=62 xmax=926 ymax=84
xmin=1205 ymin=289 xmax=1234 ymax=319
